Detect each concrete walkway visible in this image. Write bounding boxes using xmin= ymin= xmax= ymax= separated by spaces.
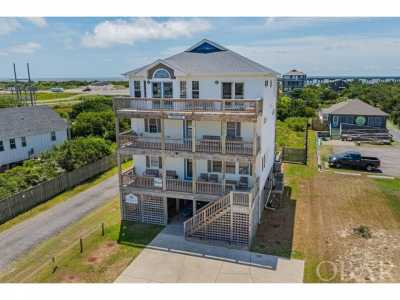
xmin=115 ymin=222 xmax=304 ymax=283
xmin=0 ymin=175 xmax=118 ymax=272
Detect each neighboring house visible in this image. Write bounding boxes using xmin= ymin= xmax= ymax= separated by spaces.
xmin=0 ymin=106 xmax=68 ymax=170
xmin=282 ymin=69 xmax=306 ymax=92
xmin=320 ymin=98 xmax=389 ymax=137
xmin=113 ymin=39 xmax=279 ymax=248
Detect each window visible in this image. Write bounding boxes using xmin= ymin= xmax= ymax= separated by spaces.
xmin=51 ymin=131 xmax=57 ymax=141
xmin=239 ymin=160 xmax=251 ymax=175
xmin=192 ymin=81 xmax=199 ymax=99
xmin=144 ymin=119 xmax=161 ymax=133
xmin=180 ymin=81 xmax=187 ymax=99
xmin=235 ymin=82 xmax=244 ymax=99
xmin=0 ymin=140 xmax=3 ymax=152
xmin=222 ymin=82 xmax=232 ymax=99
xmin=163 ymin=82 xmax=173 ymax=98
xmin=152 ymin=82 xmax=162 ymax=98
xmin=10 ymin=138 xmax=16 ymax=149
xmin=153 ymin=68 xmax=170 ymax=79
xmin=227 ymin=122 xmax=241 ymax=138
xmin=21 ymin=136 xmax=27 ymax=147
xmin=146 ymin=155 xmax=162 ymax=169
xmin=133 ymin=81 xmax=141 ymax=98
xmin=207 ymin=160 xmax=222 ymax=173
xmin=225 ymin=161 xmax=236 ymax=174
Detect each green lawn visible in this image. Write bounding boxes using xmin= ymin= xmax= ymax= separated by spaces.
xmin=374 ymin=178 xmax=400 ymax=220
xmin=0 ymin=160 xmax=132 ymax=234
xmin=35 ymin=92 xmax=79 ymax=101
xmin=0 ymin=197 xmax=163 ymax=283
xmin=276 ymin=120 xmax=306 ymax=150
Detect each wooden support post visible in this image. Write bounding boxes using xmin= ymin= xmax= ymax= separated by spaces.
xmin=163 ymin=197 xmax=168 ymax=225
xmin=161 ymin=117 xmax=165 ymax=150
xmin=115 ymin=116 xmax=123 ymax=218
xmin=230 ymin=192 xmax=233 ymax=243
xmin=221 ymin=120 xmax=226 ymax=154
xmin=175 ymin=198 xmax=180 ymax=213
xmin=192 ymin=120 xmax=196 ymax=152
xmin=162 ymin=153 xmax=166 ymax=191
xmin=222 ymin=160 xmax=226 ymax=194
xmin=192 ymin=200 xmax=197 ymax=215
xmin=192 ymin=158 xmax=196 ymax=194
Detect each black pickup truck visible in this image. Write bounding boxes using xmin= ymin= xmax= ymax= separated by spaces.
xmin=328 ymin=151 xmax=380 ymax=171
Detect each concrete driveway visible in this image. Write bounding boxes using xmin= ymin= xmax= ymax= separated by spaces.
xmin=115 ymin=223 xmax=304 ymax=283
xmin=330 ymin=142 xmax=400 ymax=177
xmin=0 ymin=175 xmax=118 ymax=272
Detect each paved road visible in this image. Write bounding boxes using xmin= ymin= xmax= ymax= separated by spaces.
xmin=0 ymin=175 xmax=119 ymax=272
xmin=116 ymin=222 xmax=304 ymax=283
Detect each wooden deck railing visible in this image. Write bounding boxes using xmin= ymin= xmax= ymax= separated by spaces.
xmin=113 ymin=97 xmax=263 ymax=114
xmin=166 ymin=178 xmax=193 ymax=193
xmin=121 ymin=169 xmax=240 ymax=196
xmin=119 ymin=132 xmax=255 ymax=155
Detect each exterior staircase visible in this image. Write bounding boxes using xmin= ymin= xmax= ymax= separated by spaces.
xmin=183 ymin=189 xmax=256 ymax=247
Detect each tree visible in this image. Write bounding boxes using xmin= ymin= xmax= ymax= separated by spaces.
xmin=71 ymin=111 xmax=116 ymax=141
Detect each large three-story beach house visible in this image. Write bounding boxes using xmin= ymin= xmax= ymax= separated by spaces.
xmin=113 ymin=40 xmax=279 ymax=248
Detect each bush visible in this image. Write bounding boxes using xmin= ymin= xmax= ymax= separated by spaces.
xmin=53 ymin=137 xmax=112 ymax=172
xmin=69 ymin=96 xmax=113 ymax=119
xmin=0 ymin=137 xmax=113 ymax=199
xmin=285 ymin=117 xmax=308 ymax=132
xmin=71 ymin=111 xmax=116 ymax=141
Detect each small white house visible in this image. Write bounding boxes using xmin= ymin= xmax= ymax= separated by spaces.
xmin=0 ymin=106 xmax=68 ymax=170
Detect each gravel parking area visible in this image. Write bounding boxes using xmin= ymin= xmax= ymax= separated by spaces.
xmin=327 ymin=141 xmax=400 ymax=177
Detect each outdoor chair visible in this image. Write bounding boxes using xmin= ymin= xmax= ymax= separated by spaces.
xmin=239 ymin=176 xmax=249 ymax=190
xmin=199 ymin=173 xmax=209 ymax=182
xmin=209 ymin=174 xmax=219 ymax=183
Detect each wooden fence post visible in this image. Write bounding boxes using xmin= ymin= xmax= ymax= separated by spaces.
xmin=80 ymin=238 xmax=83 ymax=253
xmin=101 ymin=223 xmax=105 ymax=236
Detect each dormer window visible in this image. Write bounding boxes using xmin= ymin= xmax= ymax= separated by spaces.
xmin=153 ymin=68 xmax=170 ymax=79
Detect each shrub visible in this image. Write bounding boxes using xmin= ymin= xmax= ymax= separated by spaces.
xmin=69 ymin=96 xmax=113 ymax=119
xmin=285 ymin=117 xmax=308 ymax=132
xmin=71 ymin=111 xmax=116 ymax=141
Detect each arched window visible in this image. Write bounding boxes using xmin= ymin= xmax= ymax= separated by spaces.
xmin=153 ymin=68 xmax=170 ymax=79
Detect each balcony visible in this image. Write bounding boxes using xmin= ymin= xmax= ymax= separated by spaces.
xmin=119 ymin=131 xmax=257 ymax=156
xmin=113 ymin=97 xmax=262 ymax=120
xmin=120 ymin=168 xmax=248 ymax=197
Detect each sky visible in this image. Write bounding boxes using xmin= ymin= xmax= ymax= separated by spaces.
xmin=1 ymin=17 xmax=400 ymax=79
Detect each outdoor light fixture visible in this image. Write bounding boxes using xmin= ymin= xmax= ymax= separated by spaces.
xmin=214 ymin=80 xmax=219 ymax=84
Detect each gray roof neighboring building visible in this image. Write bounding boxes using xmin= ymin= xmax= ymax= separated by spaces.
xmin=284 ymin=69 xmax=306 ymax=76
xmin=0 ymin=106 xmax=68 ymax=139
xmin=321 ymin=99 xmax=388 ymax=117
xmin=124 ymin=39 xmax=280 ymax=77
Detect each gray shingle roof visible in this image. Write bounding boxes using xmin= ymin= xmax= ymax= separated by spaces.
xmin=125 ymin=39 xmax=279 ymax=77
xmin=0 ymin=106 xmax=68 ymax=139
xmin=322 ymin=99 xmax=388 ymax=116
xmin=285 ymin=69 xmax=305 ymax=76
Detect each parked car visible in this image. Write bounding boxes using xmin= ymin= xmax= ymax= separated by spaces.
xmin=82 ymin=87 xmax=91 ymax=92
xmin=50 ymin=87 xmax=64 ymax=93
xmin=328 ymin=151 xmax=380 ymax=171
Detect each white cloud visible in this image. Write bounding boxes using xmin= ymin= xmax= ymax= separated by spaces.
xmin=228 ymin=35 xmax=400 ymax=75
xmin=25 ymin=17 xmax=48 ymax=28
xmin=0 ymin=18 xmax=20 ymax=36
xmin=0 ymin=42 xmax=41 ymax=55
xmin=81 ymin=18 xmax=211 ymax=48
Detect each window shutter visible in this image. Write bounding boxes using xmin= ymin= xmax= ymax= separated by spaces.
xmin=236 ymin=122 xmax=241 ymax=137
xmin=146 ymin=156 xmax=150 ymax=168
xmin=207 ymin=160 xmax=211 ymax=172
xmin=144 ymin=119 xmax=149 ymax=132
xmin=159 ymin=157 xmax=162 ymax=169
